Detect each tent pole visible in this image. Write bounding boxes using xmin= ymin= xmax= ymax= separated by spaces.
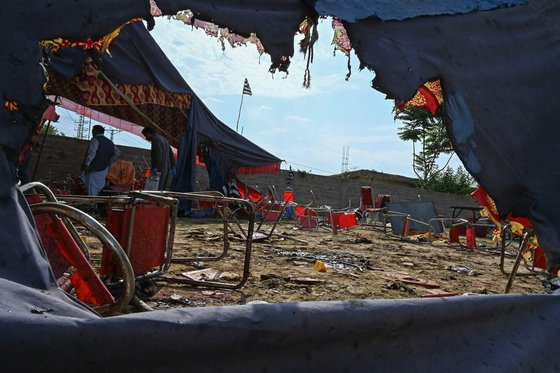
xmin=98 ymin=71 xmax=179 ymax=143
xmin=31 ymin=119 xmax=52 ymax=181
xmin=236 ymin=92 xmax=245 ymax=133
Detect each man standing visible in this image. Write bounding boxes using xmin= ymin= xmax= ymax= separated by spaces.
xmin=81 ymin=125 xmax=120 ymax=196
xmin=141 ymin=127 xmax=175 ymax=190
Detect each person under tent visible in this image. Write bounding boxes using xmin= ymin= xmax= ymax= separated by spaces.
xmin=81 ymin=125 xmax=121 ymax=196
xmin=141 ymin=127 xmax=176 ymax=190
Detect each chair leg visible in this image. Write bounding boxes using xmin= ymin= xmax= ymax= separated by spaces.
xmin=505 ymin=231 xmax=530 ymax=293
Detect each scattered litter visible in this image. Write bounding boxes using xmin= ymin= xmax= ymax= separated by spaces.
xmin=386 ymin=281 xmax=416 ymax=294
xmin=350 ymin=237 xmax=372 ymax=244
xmin=398 ymin=275 xmax=440 ymax=289
xmin=422 ymin=289 xmax=457 ymax=298
xmin=447 ymin=265 xmax=479 ymax=276
xmin=292 ymin=260 xmax=311 ymax=266
xmin=291 ymin=277 xmax=325 ymax=285
xmin=401 ymin=261 xmax=415 ymax=268
xmin=313 ymin=260 xmax=328 ymax=272
xmin=181 ymin=268 xmax=240 ymax=282
xmin=191 ymin=261 xmax=205 ymax=269
xmin=170 ymin=294 xmax=182 ymax=301
xmin=264 ymin=247 xmax=366 ymax=272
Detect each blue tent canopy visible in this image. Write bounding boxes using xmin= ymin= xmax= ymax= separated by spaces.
xmin=47 ymin=21 xmax=282 ymax=195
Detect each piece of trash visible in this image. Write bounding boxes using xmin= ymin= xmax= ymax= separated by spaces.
xmin=386 ymin=281 xmax=416 ymax=294
xmin=192 ymin=261 xmax=205 ymax=269
xmin=247 ymin=300 xmax=269 ymax=305
xmin=313 ymin=260 xmax=328 ymax=272
xmin=401 ymin=261 xmax=415 ymax=268
xmin=353 ymin=237 xmax=372 ymax=244
xmin=182 ymin=268 xmax=240 ymax=282
xmin=292 ymin=260 xmax=310 ymax=266
xmin=291 ymin=277 xmax=325 ymax=285
xmin=170 ymin=294 xmax=182 ymax=301
xmin=182 ymin=268 xmax=221 ymax=281
xmin=422 ymin=289 xmax=458 ymax=298
xmin=447 ymin=265 xmax=478 ymax=276
xmin=398 ymin=275 xmax=440 ymax=289
xmin=81 ymin=235 xmax=88 ymax=244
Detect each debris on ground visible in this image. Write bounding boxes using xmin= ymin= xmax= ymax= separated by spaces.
xmin=142 ymin=221 xmax=547 ymax=309
xmin=398 ymin=275 xmax=440 ymax=289
xmin=422 ymin=289 xmax=458 ymax=297
xmin=313 ymin=260 xmax=328 ymax=272
xmin=181 ymin=268 xmax=240 ymax=282
xmin=447 ymin=265 xmax=479 ymax=276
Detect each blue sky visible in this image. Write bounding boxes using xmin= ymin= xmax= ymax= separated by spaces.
xmin=54 ymin=18 xmax=463 ymax=177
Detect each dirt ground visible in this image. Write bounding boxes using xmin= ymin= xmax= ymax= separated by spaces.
xmin=141 ymin=218 xmax=548 ymax=310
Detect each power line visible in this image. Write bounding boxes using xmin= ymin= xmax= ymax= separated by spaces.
xmin=284 ymin=160 xmax=337 ymax=175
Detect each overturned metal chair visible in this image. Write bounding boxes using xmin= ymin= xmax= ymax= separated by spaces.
xmin=21 ymin=182 xmax=135 ymax=315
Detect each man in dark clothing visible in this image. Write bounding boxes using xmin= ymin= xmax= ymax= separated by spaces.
xmin=141 ymin=127 xmax=175 ymax=190
xmin=81 ymin=125 xmax=121 ymax=196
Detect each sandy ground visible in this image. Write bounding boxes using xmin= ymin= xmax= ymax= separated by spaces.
xmin=135 ymin=218 xmax=547 ymax=310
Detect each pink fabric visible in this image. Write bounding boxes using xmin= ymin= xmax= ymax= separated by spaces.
xmin=50 ymin=95 xmax=145 ymax=137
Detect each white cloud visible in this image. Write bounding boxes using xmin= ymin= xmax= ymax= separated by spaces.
xmin=286 ymin=115 xmax=313 ymax=124
xmin=202 ymin=96 xmax=226 ymax=105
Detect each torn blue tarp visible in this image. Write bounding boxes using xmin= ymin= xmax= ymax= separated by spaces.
xmin=312 ymin=0 xmax=526 ymax=22
xmin=0 ymin=278 xmax=559 ymax=371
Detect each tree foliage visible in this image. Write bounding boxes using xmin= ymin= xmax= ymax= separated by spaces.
xmin=427 ymin=166 xmax=475 ymax=195
xmin=396 ymin=106 xmax=454 ymax=187
xmin=40 ymin=124 xmax=62 ymax=136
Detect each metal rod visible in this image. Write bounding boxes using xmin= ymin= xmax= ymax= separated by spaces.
xmin=505 ymin=232 xmax=530 ymax=293
xmin=236 ymin=91 xmax=245 ymax=133
xmin=98 ymin=71 xmax=178 ymax=143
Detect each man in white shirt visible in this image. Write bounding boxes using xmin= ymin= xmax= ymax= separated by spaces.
xmin=81 ymin=125 xmax=121 ymax=196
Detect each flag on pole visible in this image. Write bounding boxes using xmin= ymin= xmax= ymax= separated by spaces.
xmin=242 ymin=78 xmax=252 ymax=96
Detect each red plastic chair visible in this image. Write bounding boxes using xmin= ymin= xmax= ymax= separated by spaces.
xmin=359 ymin=186 xmax=391 ymax=226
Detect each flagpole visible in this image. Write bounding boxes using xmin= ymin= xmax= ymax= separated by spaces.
xmin=235 ymin=91 xmax=245 ymax=133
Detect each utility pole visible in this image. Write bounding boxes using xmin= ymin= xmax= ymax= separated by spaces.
xmin=341 ymin=145 xmax=350 ymax=173
xmin=75 ymin=114 xmax=85 ymax=139
xmin=107 ymin=128 xmax=121 ymax=141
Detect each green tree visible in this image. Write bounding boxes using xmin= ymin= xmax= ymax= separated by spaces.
xmin=428 ymin=166 xmax=475 ymax=195
xmin=40 ymin=125 xmax=62 ymax=136
xmin=395 ymin=106 xmax=453 ymax=188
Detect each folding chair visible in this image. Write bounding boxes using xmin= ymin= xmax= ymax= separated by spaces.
xmin=359 ymin=186 xmax=391 ymax=228
xmin=231 ymin=178 xmax=288 ymax=241
xmin=292 ymin=190 xmax=338 ymax=233
xmin=471 ymin=186 xmax=547 ymax=292
xmin=20 ymin=182 xmax=135 ymax=315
